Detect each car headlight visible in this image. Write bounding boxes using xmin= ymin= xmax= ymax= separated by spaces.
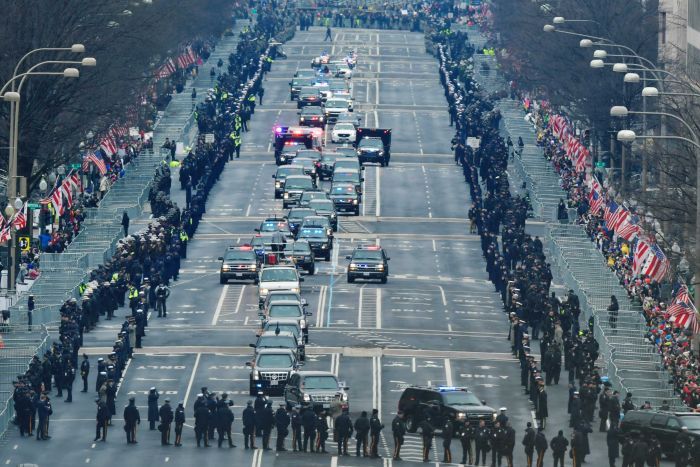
xmin=321 ymin=244 xmax=328 ymax=249
xmin=249 ymin=265 xmax=257 ymax=271
xmin=284 ymin=193 xmax=289 ymax=199
xmin=260 ymin=288 xmax=269 ymax=296
xmin=456 ymin=412 xmax=466 ymax=420
xmin=303 ymin=393 xmax=311 ymax=402
xmin=222 ymin=266 xmax=230 ymax=272
xmin=291 ymin=287 xmax=300 ymax=294
xmin=280 ymin=156 xmax=287 ymax=161
xmin=311 ymin=169 xmax=316 ymax=174
xmin=300 ymin=117 xmax=305 ymax=121
xmin=376 ymin=264 xmax=384 ymax=271
xmin=349 ymin=263 xmax=358 ymax=270
xmin=253 ymin=371 xmax=260 ymax=380
xmin=353 ymin=199 xmax=358 ymax=205
xmin=300 ymin=319 xmax=306 ymax=328
xmin=330 ymin=213 xmax=336 ymax=218
xmin=275 ymin=182 xmax=281 ymax=188
xmin=341 ymin=393 xmax=348 ymax=402
xmin=320 ymin=117 xmax=324 ymax=121
xmin=326 ymin=229 xmax=332 ymax=236
xmin=378 ymin=150 xmax=384 ymax=155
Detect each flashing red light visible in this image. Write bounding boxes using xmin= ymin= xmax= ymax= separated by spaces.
xmin=239 ymin=245 xmax=253 ymax=250
xmin=365 ymin=246 xmax=381 ymax=250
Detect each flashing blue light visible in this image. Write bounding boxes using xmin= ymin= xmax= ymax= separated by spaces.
xmin=438 ymin=386 xmax=458 ymax=392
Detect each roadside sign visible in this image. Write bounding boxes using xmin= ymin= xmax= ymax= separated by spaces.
xmin=204 ymin=133 xmax=215 ymax=143
xmin=595 ymin=161 xmax=605 ymax=168
xmin=18 ymin=236 xmax=30 ymax=251
xmin=69 ymin=163 xmax=81 ymax=170
xmin=27 ymin=203 xmax=40 ymax=210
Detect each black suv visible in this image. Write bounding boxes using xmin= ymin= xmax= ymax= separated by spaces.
xmin=297 ymin=225 xmax=332 ymax=261
xmin=620 ymin=410 xmax=700 ymax=456
xmin=398 ymin=386 xmax=496 ymax=433
xmin=346 ymin=245 xmax=389 ymax=283
xmin=218 ymin=246 xmax=259 ymax=284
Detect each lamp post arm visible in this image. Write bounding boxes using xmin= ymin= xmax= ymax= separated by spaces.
xmin=0 ymin=71 xmax=66 ymax=95
xmin=637 ymin=134 xmax=700 ymax=150
xmin=12 ymin=47 xmax=75 ymax=91
xmin=628 ymin=110 xmax=700 ymax=146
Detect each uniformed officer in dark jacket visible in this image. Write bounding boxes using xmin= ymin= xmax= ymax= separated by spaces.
xmin=632 ymin=435 xmax=648 ymax=467
xmin=522 ymin=421 xmax=536 ymax=467
xmin=335 ymin=408 xmax=353 ymax=455
xmin=459 ymin=421 xmax=475 ymax=465
xmin=475 ymin=419 xmax=491 ymax=466
xmin=194 ymin=399 xmax=211 ymax=447
xmin=216 ymin=395 xmax=235 ymax=448
xmin=369 ymin=408 xmax=384 ymax=458
xmin=275 ymin=403 xmax=290 ymax=451
xmin=571 ymin=428 xmax=587 ymax=467
xmin=174 ymin=402 xmax=185 ymax=447
xmin=646 ymin=434 xmax=661 ymax=467
xmin=674 ymin=430 xmax=692 ymax=466
xmin=419 ymin=415 xmax=434 ymax=462
xmin=315 ymin=410 xmax=329 ymax=453
xmin=391 ymin=411 xmax=406 ymax=460
xmin=302 ymin=406 xmax=317 ymax=452
xmin=242 ymin=400 xmax=256 ymax=449
xmin=159 ymin=398 xmax=174 ymax=445
xmin=534 ymin=426 xmax=548 ymax=467
xmin=442 ymin=415 xmax=454 ymax=463
xmin=123 ymin=397 xmax=140 ymax=444
xmin=63 ymin=361 xmax=75 ymax=403
xmin=95 ymin=399 xmax=110 ymax=441
xmin=549 ymin=429 xmax=568 ymax=467
xmin=254 ymin=393 xmax=266 ymax=437
xmin=80 ymin=354 xmax=90 ymax=392
xmin=354 ymin=410 xmax=370 ymax=457
xmin=291 ymin=406 xmax=302 ymax=451
xmin=606 ymin=426 xmax=620 ymax=467
xmin=503 ymin=421 xmax=516 ymax=467
xmin=147 ymin=387 xmax=159 ymax=430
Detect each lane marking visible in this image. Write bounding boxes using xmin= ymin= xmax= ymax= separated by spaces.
xmin=444 ymin=358 xmax=453 ymax=386
xmin=331 ymin=456 xmax=339 ymax=467
xmin=531 ymin=410 xmax=538 ymax=429
xmin=358 ymin=285 xmax=365 ymax=328
xmin=438 ymin=285 xmax=447 ymax=307
xmin=183 ymin=353 xmax=201 ymax=408
xmin=432 ymin=239 xmax=437 ymax=252
xmin=448 ymin=324 xmax=453 ymax=332
xmin=211 ymin=284 xmax=229 ymax=325
xmin=233 ymin=285 xmax=246 ymax=314
xmin=412 ymin=357 xmax=416 ymax=373
xmin=245 ymin=204 xmax=252 ymax=216
xmin=376 ymin=166 xmax=381 ymax=217
xmin=376 ymin=288 xmax=382 ymax=329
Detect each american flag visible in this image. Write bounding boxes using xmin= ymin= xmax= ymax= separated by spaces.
xmin=51 ymin=187 xmax=64 ymax=215
xmin=633 ymin=239 xmax=650 ymax=276
xmin=550 ymin=115 xmax=565 ymax=139
xmin=60 ymin=180 xmax=73 ymax=208
xmin=0 ymin=227 xmax=10 ymax=243
xmin=589 ymin=189 xmax=603 ymax=215
xmin=68 ymin=173 xmax=81 ymax=191
xmin=667 ymin=285 xmax=691 ymax=316
xmin=616 ymin=214 xmax=641 ymax=241
xmin=640 ymin=242 xmax=670 ymax=282
xmin=87 ymin=151 xmax=107 ymax=175
xmin=11 ymin=201 xmax=27 ymax=230
xmin=99 ymin=136 xmax=117 ymax=156
xmin=604 ymin=201 xmax=629 ymax=231
xmin=671 ymin=309 xmax=700 ymax=334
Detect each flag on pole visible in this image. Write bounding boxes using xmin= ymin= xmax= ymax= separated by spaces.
xmin=87 ymin=151 xmax=107 ymax=175
xmin=633 ymin=239 xmax=651 ymax=276
xmin=617 ymin=214 xmax=641 ymax=241
xmin=0 ymin=227 xmax=10 ymax=243
xmin=51 ymin=187 xmax=64 ymax=216
xmin=640 ymin=242 xmax=670 ymax=282
xmin=11 ymin=202 xmax=27 ymax=230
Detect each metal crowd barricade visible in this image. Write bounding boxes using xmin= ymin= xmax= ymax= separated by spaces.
xmin=467 ymin=29 xmax=684 ymax=409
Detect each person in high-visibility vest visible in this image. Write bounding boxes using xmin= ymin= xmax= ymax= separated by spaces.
xmin=128 ymin=285 xmax=139 ymax=314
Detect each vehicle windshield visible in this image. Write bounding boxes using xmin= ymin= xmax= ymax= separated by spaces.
xmin=292 ymin=159 xmax=314 ymax=168
xmin=257 ymin=354 xmax=294 ymax=368
xmin=309 ymin=199 xmax=335 ymax=211
xmin=277 ymin=167 xmax=304 ymax=179
xmin=326 ymin=99 xmax=348 ymax=108
xmin=260 ymin=221 xmax=289 ymax=232
xmin=333 ymin=172 xmax=359 ymax=182
xmin=301 ymin=191 xmax=327 ymax=201
xmin=334 ymin=123 xmax=355 ymax=132
xmin=268 ymin=293 xmax=300 ymax=303
xmin=303 ymin=376 xmax=338 ymax=390
xmin=251 ymin=236 xmax=273 ymax=249
xmin=285 ymin=178 xmax=314 ymax=190
xmin=288 ymin=209 xmax=316 ymax=220
xmin=261 ymin=269 xmax=298 ymax=282
xmin=299 ymin=227 xmax=326 ymax=238
xmin=292 ymin=78 xmax=312 ymax=86
xmin=224 ymin=251 xmax=256 ymax=261
xmin=360 ymin=138 xmax=383 ymax=149
xmin=268 ymin=305 xmax=302 ymax=318
xmin=301 ymin=107 xmax=323 ymax=116
xmin=679 ymin=416 xmax=700 ymax=430
xmin=330 ymin=185 xmax=356 ymax=195
xmin=264 ymin=323 xmax=301 ymax=338
xmin=335 ymin=147 xmax=356 ymax=156
xmin=352 ymin=249 xmax=383 ymax=260
xmin=335 ymin=161 xmax=359 ymax=170
xmin=258 ymin=335 xmax=296 ymax=349
xmin=442 ymin=391 xmax=483 ymax=406
xmin=289 ymin=242 xmax=312 ymax=254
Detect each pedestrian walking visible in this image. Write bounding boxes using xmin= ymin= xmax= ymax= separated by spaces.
xmin=503 ymin=421 xmax=516 ymax=467
xmin=522 ymin=421 xmax=536 ymax=467
xmin=121 ymin=211 xmax=130 ymax=236
xmin=159 ymin=398 xmax=174 ymax=445
xmin=124 ymin=397 xmax=140 ymax=444
xmin=275 ymin=403 xmax=290 ymax=451
xmin=242 ymin=400 xmax=256 ymax=449
xmin=148 ymin=387 xmax=159 ymax=430
xmin=216 ymin=395 xmax=235 ymax=448
xmin=354 ymin=410 xmax=369 ymax=456
xmin=550 ymin=430 xmax=568 ymax=467
xmin=391 ymin=411 xmax=406 ymax=460
xmin=606 ymin=426 xmax=620 ymax=467
xmin=27 ymin=294 xmax=34 ymax=330
xmin=335 ymin=408 xmax=353 ymax=455
xmin=369 ymin=408 xmax=384 ymax=458
xmin=174 ymin=402 xmax=185 ymax=447
xmin=95 ymin=399 xmax=110 ymax=442
xmin=324 ymin=26 xmax=332 ymax=41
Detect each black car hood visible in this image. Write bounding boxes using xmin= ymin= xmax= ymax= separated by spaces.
xmin=451 ymin=404 xmax=495 ymax=414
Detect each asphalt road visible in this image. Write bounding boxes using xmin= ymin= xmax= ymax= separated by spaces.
xmin=7 ymin=26 xmax=670 ymax=467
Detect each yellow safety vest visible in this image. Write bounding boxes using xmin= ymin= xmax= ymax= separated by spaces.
xmin=128 ymin=287 xmax=138 ymax=299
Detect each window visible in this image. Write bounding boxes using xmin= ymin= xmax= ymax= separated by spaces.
xmin=666 ymin=417 xmax=681 ymax=429
xmin=660 ymin=11 xmax=667 ymax=44
xmin=650 ymin=415 xmax=668 ymax=427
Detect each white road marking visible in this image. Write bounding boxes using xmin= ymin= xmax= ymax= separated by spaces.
xmin=375 ymin=166 xmax=381 ymax=217
xmin=444 ymin=358 xmax=453 ymax=386
xmin=245 ymin=204 xmax=252 ymax=216
xmin=183 ymin=353 xmax=201 ymax=407
xmin=211 ymin=284 xmax=229 ymax=325
xmin=358 ymin=285 xmax=365 ymax=328
xmin=375 ymin=79 xmax=380 ymax=105
xmin=376 ymin=288 xmax=382 ymax=329
xmin=432 ymin=239 xmax=436 ymax=252
xmin=331 ymin=456 xmax=339 ymax=467
xmin=448 ymin=324 xmax=453 ymax=332
xmin=233 ymin=285 xmax=246 ymax=314
xmin=412 ymin=357 xmax=416 ymax=373
xmin=531 ymin=410 xmax=538 ymax=428
xmin=315 ymin=285 xmax=327 ymax=328
xmin=438 ymin=285 xmax=447 ymax=307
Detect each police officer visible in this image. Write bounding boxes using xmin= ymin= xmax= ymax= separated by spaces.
xmin=194 ymin=396 xmax=211 ymax=447
xmin=369 ymin=408 xmax=384 ymax=458
xmin=475 ymin=418 xmax=491 ymax=466
xmin=80 ymin=354 xmax=90 ymax=392
xmin=95 ymin=398 xmax=110 ymax=442
xmin=302 ymin=406 xmax=317 ymax=452
xmin=261 ymin=401 xmax=274 ymax=450
xmin=391 ymin=410 xmax=406 ymax=461
xmin=291 ymin=405 xmax=302 ymax=452
xmin=315 ymin=410 xmax=329 ymax=453
xmin=419 ymin=414 xmax=434 ymax=462
xmin=442 ymin=415 xmax=454 ymax=463
xmin=217 ymin=394 xmax=235 ymax=448
xmin=242 ymin=400 xmax=256 ymax=449
xmin=522 ymin=421 xmax=536 ymax=467
xmin=123 ymin=397 xmax=140 ymax=444
xmin=63 ymin=361 xmax=75 ymax=403
xmin=275 ymin=402 xmax=290 ymax=451
xmin=155 ymin=282 xmax=170 ymax=317
xmin=334 ymin=409 xmax=352 ymax=456
xmin=147 ymin=387 xmax=159 ymax=430
xmin=159 ymin=398 xmax=174 ymax=445
xmin=354 ymin=410 xmax=370 ymax=457
xmin=647 ymin=434 xmax=661 ymax=467
xmin=174 ymin=401 xmax=185 ymax=447
xmin=534 ymin=426 xmax=548 ymax=467
xmin=550 ymin=429 xmax=568 ymax=467
xmin=459 ymin=419 xmax=475 ymax=465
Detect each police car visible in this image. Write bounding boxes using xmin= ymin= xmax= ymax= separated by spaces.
xmin=346 ymin=245 xmax=389 ymax=283
xmin=218 ymin=246 xmax=259 ymax=284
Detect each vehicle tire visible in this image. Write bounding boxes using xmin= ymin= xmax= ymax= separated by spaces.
xmin=325 ymin=252 xmax=331 ymax=262
xmin=380 ymin=159 xmax=386 ymax=167
xmin=384 ymin=158 xmax=390 ymax=167
xmin=347 ymin=274 xmax=355 ymax=283
xmin=283 ymin=203 xmax=288 ymax=209
xmin=406 ymin=415 xmax=418 ymax=433
xmin=380 ymin=275 xmax=388 ymax=284
xmin=308 ymin=264 xmax=315 ymax=275
xmin=220 ymin=276 xmax=226 ymax=284
xmin=253 ymin=277 xmax=259 ymax=285
xmin=354 ymin=208 xmax=359 ymax=216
